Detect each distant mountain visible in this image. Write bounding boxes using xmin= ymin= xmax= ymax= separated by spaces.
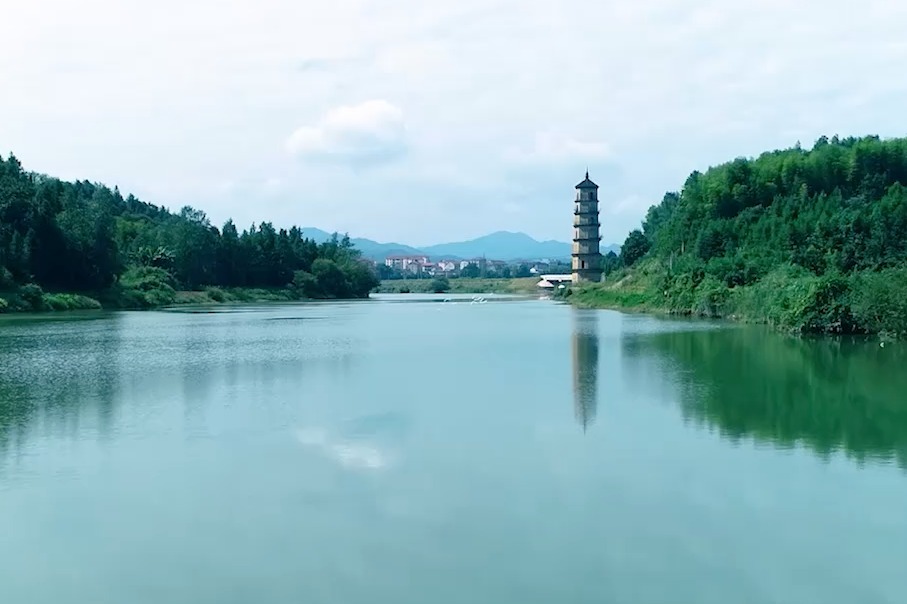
xmin=300 ymin=227 xmax=619 ymax=262
xmin=422 ymin=231 xmax=570 ymax=261
xmin=298 ymin=227 xmax=334 ymax=242
xmin=420 ymin=232 xmax=621 ymax=261
xmin=350 ymin=238 xmax=423 ymax=259
xmin=300 ymin=227 xmax=422 ymax=259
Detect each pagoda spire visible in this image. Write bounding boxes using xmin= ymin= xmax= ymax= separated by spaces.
xmin=571 ymin=169 xmax=603 ymax=283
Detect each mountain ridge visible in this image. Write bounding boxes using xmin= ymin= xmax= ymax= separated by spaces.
xmin=300 ymin=228 xmax=620 ymax=261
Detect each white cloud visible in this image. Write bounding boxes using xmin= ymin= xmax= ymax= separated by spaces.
xmin=285 ymin=100 xmax=406 ymax=166
xmin=2 ymin=0 xmax=907 ymax=246
xmin=505 ymin=132 xmax=612 ymax=165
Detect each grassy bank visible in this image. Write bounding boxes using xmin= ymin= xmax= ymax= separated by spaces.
xmin=0 ymin=276 xmax=541 ymax=314
xmin=0 ymin=283 xmax=357 ymax=314
xmin=374 ymin=277 xmax=538 ymax=295
xmin=564 ymin=258 xmax=907 ymax=338
xmin=1 ymin=286 xmax=104 ymax=313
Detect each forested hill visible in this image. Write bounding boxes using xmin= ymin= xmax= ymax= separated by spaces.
xmin=0 ymin=153 xmax=378 ymax=311
xmin=582 ymin=134 xmax=907 ymax=336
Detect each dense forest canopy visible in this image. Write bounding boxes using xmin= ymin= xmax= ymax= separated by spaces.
xmin=0 ymin=153 xmax=378 ymax=310
xmin=605 ymin=134 xmax=907 ymax=335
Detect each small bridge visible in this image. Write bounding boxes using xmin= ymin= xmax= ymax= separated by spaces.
xmin=536 ymin=274 xmax=573 ymax=289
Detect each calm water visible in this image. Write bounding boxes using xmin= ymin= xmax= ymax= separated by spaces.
xmin=2 ymin=294 xmax=906 ymax=604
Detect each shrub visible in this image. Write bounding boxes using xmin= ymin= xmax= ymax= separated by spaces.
xmin=293 ymin=270 xmax=320 ymax=298
xmin=117 ymin=266 xmax=177 ymax=308
xmin=311 ymin=259 xmax=349 ymax=298
xmin=430 ymin=277 xmax=450 ymax=293
xmin=851 ymin=267 xmax=907 ymax=337
xmin=204 ymin=286 xmax=227 ymax=302
xmin=692 ymin=275 xmax=731 ymax=318
xmin=41 ymin=293 xmax=102 ymax=311
xmin=343 ymin=261 xmax=380 ymax=297
xmin=18 ymin=283 xmax=45 ymax=310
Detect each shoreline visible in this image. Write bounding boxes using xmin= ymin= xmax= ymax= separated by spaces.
xmin=0 ymin=286 xmax=373 ymax=315
xmin=1 ymin=277 xmax=542 ymax=314
xmin=374 ymin=276 xmax=539 ymax=295
xmin=561 ymin=282 xmax=899 ymax=341
xmin=0 ymin=283 xmax=536 ymax=315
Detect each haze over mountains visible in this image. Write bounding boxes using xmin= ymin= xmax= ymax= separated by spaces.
xmin=300 ymin=228 xmax=620 ymax=261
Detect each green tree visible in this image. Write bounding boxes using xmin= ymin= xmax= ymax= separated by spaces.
xmin=461 ymin=263 xmax=480 ymax=278
xmin=602 ymin=251 xmax=621 ymax=276
xmin=430 ymin=276 xmax=450 ymax=293
xmin=311 ymin=258 xmax=349 ymax=298
xmin=621 ymin=230 xmax=651 ymax=266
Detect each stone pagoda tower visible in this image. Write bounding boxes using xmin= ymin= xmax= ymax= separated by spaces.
xmin=572 ymin=170 xmax=603 ymax=283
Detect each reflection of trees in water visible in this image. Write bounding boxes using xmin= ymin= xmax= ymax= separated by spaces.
xmin=623 ymin=327 xmax=907 ymax=469
xmin=571 ymin=310 xmax=600 ymax=432
xmin=0 ymin=313 xmax=363 ymax=460
xmin=0 ymin=315 xmax=122 ymax=461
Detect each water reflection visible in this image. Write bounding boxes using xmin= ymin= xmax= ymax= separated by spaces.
xmin=0 ymin=314 xmax=123 ymax=461
xmin=571 ymin=309 xmax=599 ymax=432
xmin=622 ymin=326 xmax=907 ymax=469
xmin=1 ymin=308 xmax=365 ymax=462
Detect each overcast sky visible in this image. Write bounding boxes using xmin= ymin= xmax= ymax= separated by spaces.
xmin=3 ymin=0 xmax=906 ymax=246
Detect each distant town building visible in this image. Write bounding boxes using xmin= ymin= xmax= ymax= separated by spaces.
xmin=381 ymin=254 xmax=515 ymax=278
xmin=529 ymin=262 xmax=550 ymax=275
xmin=459 ymin=259 xmax=485 ymax=270
xmin=572 ymin=171 xmax=603 ymax=283
xmin=385 ymin=255 xmax=429 ymax=272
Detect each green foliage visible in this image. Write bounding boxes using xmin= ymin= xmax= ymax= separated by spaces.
xmin=41 ymin=293 xmax=102 ymax=311
xmin=0 ymin=284 xmax=99 ymax=312
xmin=132 ymin=245 xmax=175 ymax=270
xmin=601 ymin=251 xmax=621 ymax=276
xmin=579 ymin=135 xmax=907 ymax=336
xmin=460 ymin=263 xmax=481 ymax=278
xmin=0 ymin=153 xmax=380 ymax=311
xmin=850 ymin=266 xmax=907 ymax=337
xmin=204 ymin=286 xmax=227 ymax=302
xmin=0 ymin=267 xmax=14 ymax=290
xmin=18 ymin=283 xmax=44 ymax=309
xmin=621 ymin=229 xmax=650 ymax=266
xmin=430 ymin=276 xmax=451 ymax=293
xmin=292 ymin=270 xmax=320 ymax=298
xmin=311 ymin=259 xmax=348 ymax=298
xmin=341 ymin=259 xmax=381 ymax=297
xmin=116 ymin=266 xmax=177 ymax=308
xmin=733 ymin=269 xmax=856 ymax=334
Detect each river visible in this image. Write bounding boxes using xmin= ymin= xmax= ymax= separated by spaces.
xmin=1 ymin=294 xmax=906 ymax=604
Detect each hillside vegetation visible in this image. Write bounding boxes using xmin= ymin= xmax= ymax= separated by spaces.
xmin=0 ymin=153 xmax=378 ymax=312
xmin=572 ymin=135 xmax=907 ymax=337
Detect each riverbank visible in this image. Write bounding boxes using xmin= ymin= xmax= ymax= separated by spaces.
xmin=0 ymin=279 xmax=538 ymax=314
xmin=374 ymin=277 xmax=538 ymax=295
xmin=562 ymin=259 xmax=907 ymax=339
xmin=0 ymin=285 xmax=365 ymax=314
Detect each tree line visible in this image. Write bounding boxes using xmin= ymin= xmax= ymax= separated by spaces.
xmin=603 ymin=134 xmax=907 ymax=336
xmin=0 ymin=153 xmax=378 ymax=311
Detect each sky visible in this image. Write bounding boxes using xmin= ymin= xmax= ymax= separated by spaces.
xmin=3 ymin=0 xmax=907 ymax=247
